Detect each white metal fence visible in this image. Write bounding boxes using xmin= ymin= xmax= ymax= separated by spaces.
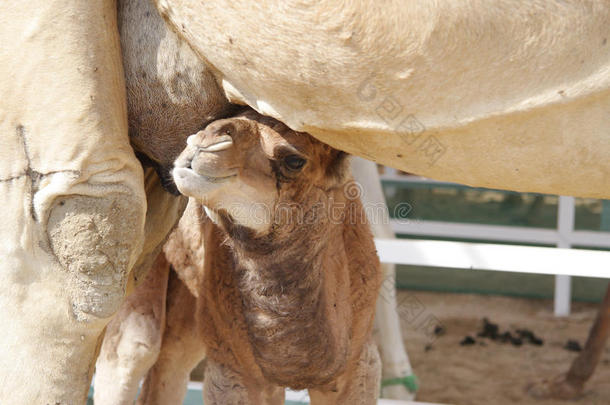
xmin=377 ymin=172 xmax=610 ymax=316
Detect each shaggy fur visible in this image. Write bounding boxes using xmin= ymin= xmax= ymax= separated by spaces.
xmin=97 ymin=110 xmax=382 ymax=405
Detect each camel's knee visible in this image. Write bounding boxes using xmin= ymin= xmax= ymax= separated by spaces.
xmin=47 ymin=193 xmax=144 ymax=321
xmin=362 ymin=339 xmax=382 ymax=384
xmin=312 ymin=340 xmax=381 ymax=405
xmin=95 ymin=307 xmax=163 ymax=405
xmin=204 ymin=360 xmax=250 ymax=405
xmin=350 ymin=340 xmax=382 ymax=403
xmin=97 ymin=309 xmax=163 ymax=379
xmin=115 ymin=310 xmax=163 ymax=368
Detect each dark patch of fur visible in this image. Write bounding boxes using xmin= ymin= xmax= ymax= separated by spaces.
xmin=268 ymin=159 xmax=285 ymax=192
xmin=156 ymin=165 xmax=180 ymax=196
xmin=134 ymin=150 xmax=156 ymax=168
xmin=135 ymin=151 xmax=180 ymax=195
xmin=325 ymin=150 xmax=350 ymax=186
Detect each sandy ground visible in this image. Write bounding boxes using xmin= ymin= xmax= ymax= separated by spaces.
xmin=392 ymin=290 xmax=610 ymax=405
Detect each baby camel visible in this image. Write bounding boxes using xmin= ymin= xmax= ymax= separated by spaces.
xmin=96 ymin=109 xmax=382 ymax=405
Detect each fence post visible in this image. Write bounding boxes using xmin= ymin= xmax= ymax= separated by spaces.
xmin=555 ymin=196 xmax=575 ymax=316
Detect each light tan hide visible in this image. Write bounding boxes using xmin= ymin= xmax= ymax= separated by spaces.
xmin=154 ymin=0 xmax=610 ymax=198
xmin=0 ymin=0 xmax=226 ymax=402
xmin=0 ymin=0 xmax=146 ymax=403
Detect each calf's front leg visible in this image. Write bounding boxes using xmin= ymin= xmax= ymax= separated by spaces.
xmin=308 ymin=338 xmax=381 ymax=405
xmin=136 ymin=271 xmax=207 ymax=405
xmin=204 ymin=359 xmax=285 ymax=405
xmin=94 ymin=252 xmax=170 ymax=405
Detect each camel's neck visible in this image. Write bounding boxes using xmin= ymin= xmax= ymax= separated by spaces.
xmin=218 ymin=209 xmax=350 ymax=388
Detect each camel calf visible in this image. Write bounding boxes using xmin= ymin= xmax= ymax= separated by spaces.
xmin=95 ymin=109 xmax=382 ymax=405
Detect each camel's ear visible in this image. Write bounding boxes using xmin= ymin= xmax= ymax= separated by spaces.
xmin=326 ymin=150 xmax=350 ymax=185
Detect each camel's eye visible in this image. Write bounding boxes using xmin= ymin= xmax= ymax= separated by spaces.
xmin=220 ymin=123 xmax=234 ymax=136
xmin=283 ymin=154 xmax=306 ymax=171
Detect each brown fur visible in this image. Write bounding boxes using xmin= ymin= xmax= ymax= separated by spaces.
xmin=133 ymin=111 xmax=382 ymax=404
xmin=190 ymin=192 xmax=376 ymax=389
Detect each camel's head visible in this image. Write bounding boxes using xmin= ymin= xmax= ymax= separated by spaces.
xmin=172 ymin=110 xmax=349 ymax=235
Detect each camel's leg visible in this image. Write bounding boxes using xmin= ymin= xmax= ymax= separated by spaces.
xmin=565 ymin=283 xmax=610 ymax=388
xmin=373 ymin=267 xmax=419 ymax=397
xmin=0 ymin=1 xmax=147 ymax=403
xmin=94 ymin=252 xmax=170 ymax=405
xmin=136 ymin=270 xmax=206 ymax=405
xmin=351 ymin=157 xmax=417 ymax=400
xmin=529 ymin=283 xmax=610 ymax=399
xmin=203 ymin=359 xmax=284 ymax=405
xmin=309 ymin=338 xmax=381 ymax=405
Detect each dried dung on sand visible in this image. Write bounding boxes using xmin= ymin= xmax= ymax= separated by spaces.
xmin=462 ymin=318 xmax=544 ymax=347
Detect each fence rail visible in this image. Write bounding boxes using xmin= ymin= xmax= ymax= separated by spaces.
xmin=375 ymin=238 xmax=610 ymax=279
xmin=380 ymin=172 xmax=610 ymax=316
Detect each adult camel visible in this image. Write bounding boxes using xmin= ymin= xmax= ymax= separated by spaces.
xmin=1 ymin=0 xmax=609 ymax=403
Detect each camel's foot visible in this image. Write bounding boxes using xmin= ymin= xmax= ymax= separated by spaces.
xmin=526 ymin=374 xmax=584 ymax=400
